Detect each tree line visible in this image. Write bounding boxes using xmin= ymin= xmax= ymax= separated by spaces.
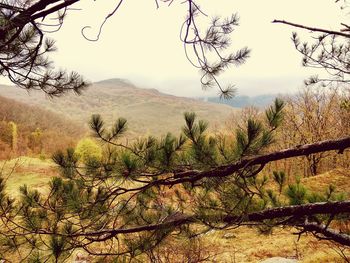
xmin=0 ymin=96 xmax=83 ymax=159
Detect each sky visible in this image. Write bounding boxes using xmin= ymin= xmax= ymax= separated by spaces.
xmin=1 ymin=0 xmax=347 ymax=97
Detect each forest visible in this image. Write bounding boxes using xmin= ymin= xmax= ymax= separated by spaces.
xmin=0 ymin=0 xmax=350 ymax=262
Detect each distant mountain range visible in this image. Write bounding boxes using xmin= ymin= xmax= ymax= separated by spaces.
xmin=0 ymin=78 xmax=238 ymax=137
xmin=196 ymin=94 xmax=279 ymax=109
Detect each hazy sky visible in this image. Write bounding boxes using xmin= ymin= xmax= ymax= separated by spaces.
xmin=1 ymin=1 xmax=347 ymax=96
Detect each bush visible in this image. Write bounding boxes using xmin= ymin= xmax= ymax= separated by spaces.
xmin=74 ymin=138 xmax=102 ymax=162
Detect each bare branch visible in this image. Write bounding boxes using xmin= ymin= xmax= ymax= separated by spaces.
xmin=272 ymin=19 xmax=350 ymax=38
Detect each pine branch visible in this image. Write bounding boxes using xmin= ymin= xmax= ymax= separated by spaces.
xmin=171 ymin=136 xmax=350 ymax=184
xmin=32 ymin=0 xmax=80 ymax=21
xmin=272 ymin=19 xmax=350 ymax=38
xmin=300 ymin=222 xmax=350 ymax=247
xmin=46 ymin=201 xmax=350 ymax=245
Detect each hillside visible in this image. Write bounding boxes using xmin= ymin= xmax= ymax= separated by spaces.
xmin=0 ymin=95 xmax=84 ymax=157
xmin=0 ymin=95 xmax=83 ymax=137
xmin=0 ymin=79 xmax=237 ymax=137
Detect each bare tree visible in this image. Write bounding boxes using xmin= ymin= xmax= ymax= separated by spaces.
xmin=280 ymin=88 xmax=344 ymax=176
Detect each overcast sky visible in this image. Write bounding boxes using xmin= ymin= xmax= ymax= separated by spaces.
xmin=1 ymin=0 xmax=347 ymax=96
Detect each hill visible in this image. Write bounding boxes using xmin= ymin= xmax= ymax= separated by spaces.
xmin=0 ymin=95 xmax=83 ymax=158
xmin=0 ymin=78 xmax=237 ymax=137
xmin=197 ymin=94 xmax=278 ymax=108
xmin=0 ymin=95 xmax=83 ymax=137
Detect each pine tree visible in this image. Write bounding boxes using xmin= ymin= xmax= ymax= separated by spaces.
xmin=0 ymin=0 xmax=248 ymax=97
xmin=1 ymin=1 xmax=350 ymax=261
xmin=0 ymin=99 xmax=349 ymax=261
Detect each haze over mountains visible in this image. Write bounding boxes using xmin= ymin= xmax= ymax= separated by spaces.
xmin=199 ymin=94 xmax=278 ymax=109
xmin=0 ymin=78 xmax=238 ymax=137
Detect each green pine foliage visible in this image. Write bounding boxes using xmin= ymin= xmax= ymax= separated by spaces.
xmin=273 ymin=171 xmax=286 ymax=194
xmin=286 ymin=179 xmax=308 ymax=205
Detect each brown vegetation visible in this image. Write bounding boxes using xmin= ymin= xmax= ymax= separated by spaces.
xmin=0 ymin=79 xmax=237 ymax=137
xmin=226 ymin=87 xmax=350 ymax=178
xmin=0 ymin=95 xmax=84 ymax=159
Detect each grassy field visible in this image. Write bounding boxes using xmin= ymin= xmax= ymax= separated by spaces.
xmin=1 ymin=157 xmax=349 ymax=262
xmin=0 ymin=157 xmax=57 ymax=196
xmin=202 ymin=226 xmax=348 ymax=262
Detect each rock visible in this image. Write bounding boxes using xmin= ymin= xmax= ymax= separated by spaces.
xmin=222 ymin=232 xmax=236 ymax=239
xmin=260 ymin=257 xmax=298 ymax=263
xmin=74 ymin=252 xmax=91 ymax=263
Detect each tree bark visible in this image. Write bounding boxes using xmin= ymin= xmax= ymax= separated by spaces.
xmin=272 ymin=19 xmax=350 ymax=38
xmin=171 ymin=137 xmax=350 ymax=184
xmin=64 ymin=201 xmax=350 ymax=246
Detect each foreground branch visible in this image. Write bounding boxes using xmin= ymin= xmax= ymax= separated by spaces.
xmin=0 ymin=0 xmax=79 ymax=38
xmin=171 ymin=137 xmax=350 ymax=184
xmin=272 ymin=19 xmax=350 ymax=38
xmin=301 ymin=222 xmax=350 ymax=247
xmin=65 ymin=201 xmax=350 ymax=246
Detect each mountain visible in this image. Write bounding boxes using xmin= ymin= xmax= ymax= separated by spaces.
xmin=198 ymin=94 xmax=279 ymax=109
xmin=0 ymin=79 xmax=237 ymax=137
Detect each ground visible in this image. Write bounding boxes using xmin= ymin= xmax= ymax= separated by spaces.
xmin=1 ymin=157 xmax=349 ymax=262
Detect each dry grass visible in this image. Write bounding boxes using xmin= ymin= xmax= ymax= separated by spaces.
xmin=198 ymin=169 xmax=350 ymax=263
xmin=1 ymin=158 xmax=349 ymax=262
xmin=0 ymin=157 xmax=57 ymax=196
xmin=302 ymin=168 xmax=350 ymax=194
xmin=201 ymin=226 xmax=349 ymax=262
